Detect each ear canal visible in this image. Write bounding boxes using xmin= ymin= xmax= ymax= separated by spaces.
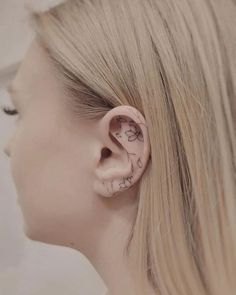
xmin=101 ymin=147 xmax=112 ymax=159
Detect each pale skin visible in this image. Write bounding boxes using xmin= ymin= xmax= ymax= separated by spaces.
xmin=3 ymin=38 xmax=154 ymax=295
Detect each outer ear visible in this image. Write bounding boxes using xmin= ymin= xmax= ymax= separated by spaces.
xmin=93 ymin=105 xmax=151 ymax=198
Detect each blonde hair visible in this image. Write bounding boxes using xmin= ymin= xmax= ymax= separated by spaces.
xmin=28 ymin=0 xmax=236 ymax=294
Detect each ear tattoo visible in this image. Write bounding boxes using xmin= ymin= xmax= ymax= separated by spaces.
xmin=103 ymin=108 xmax=148 ymax=197
xmin=125 ymin=121 xmax=144 ymax=142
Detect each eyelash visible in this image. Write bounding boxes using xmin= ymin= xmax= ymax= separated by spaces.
xmin=1 ymin=106 xmax=19 ymax=116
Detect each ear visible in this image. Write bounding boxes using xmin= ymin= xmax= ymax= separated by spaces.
xmin=93 ymin=105 xmax=151 ymax=198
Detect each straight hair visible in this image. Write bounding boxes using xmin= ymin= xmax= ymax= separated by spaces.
xmin=27 ymin=0 xmax=236 ymax=294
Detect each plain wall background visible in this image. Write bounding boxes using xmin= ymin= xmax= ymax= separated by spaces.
xmin=0 ymin=1 xmax=108 ymax=294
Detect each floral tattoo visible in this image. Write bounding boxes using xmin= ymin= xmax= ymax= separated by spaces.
xmin=104 ymin=110 xmax=148 ymax=197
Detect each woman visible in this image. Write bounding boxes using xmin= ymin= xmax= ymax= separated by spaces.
xmin=2 ymin=0 xmax=236 ymax=294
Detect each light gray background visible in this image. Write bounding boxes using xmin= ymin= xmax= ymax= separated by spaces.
xmin=0 ymin=1 xmax=108 ymax=294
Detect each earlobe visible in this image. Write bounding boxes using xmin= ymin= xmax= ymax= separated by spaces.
xmin=93 ymin=105 xmax=151 ymax=198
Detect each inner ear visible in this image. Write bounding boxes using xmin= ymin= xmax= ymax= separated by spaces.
xmin=101 ymin=147 xmax=112 ymax=159
xmin=100 ymin=116 xmax=124 ymax=161
xmin=109 ymin=116 xmax=126 ymax=150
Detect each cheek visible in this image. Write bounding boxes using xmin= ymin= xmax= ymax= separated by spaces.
xmin=10 ymin=122 xmax=93 ymax=243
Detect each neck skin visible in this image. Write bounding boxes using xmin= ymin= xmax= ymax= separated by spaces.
xmin=91 ymin=215 xmax=137 ymax=295
xmin=92 ymin=216 xmax=156 ymax=295
xmin=72 ymin=188 xmax=155 ymax=295
xmin=87 ymin=194 xmax=138 ymax=295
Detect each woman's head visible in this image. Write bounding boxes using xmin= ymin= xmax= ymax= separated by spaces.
xmin=3 ymin=0 xmax=236 ymax=294
xmin=4 ymin=36 xmax=151 ymax=250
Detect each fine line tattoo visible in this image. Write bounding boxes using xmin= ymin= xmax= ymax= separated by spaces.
xmin=104 ymin=111 xmax=148 ymax=196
